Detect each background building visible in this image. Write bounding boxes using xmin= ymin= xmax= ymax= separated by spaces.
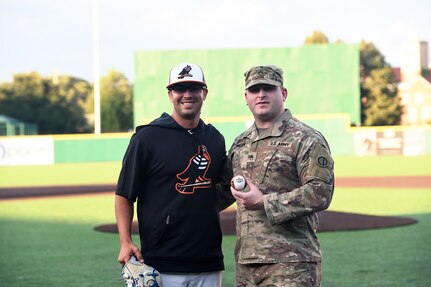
xmin=399 ymin=41 xmax=431 ymax=125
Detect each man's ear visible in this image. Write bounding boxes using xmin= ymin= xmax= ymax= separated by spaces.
xmin=282 ymin=87 xmax=288 ymax=101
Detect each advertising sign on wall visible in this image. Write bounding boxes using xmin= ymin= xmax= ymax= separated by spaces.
xmin=403 ymin=128 xmax=426 ymax=156
xmin=354 ymin=127 xmax=427 ymax=157
xmin=0 ymin=137 xmax=54 ymax=165
xmin=354 ymin=130 xmax=377 ymax=156
xmin=375 ymin=130 xmax=403 ymax=155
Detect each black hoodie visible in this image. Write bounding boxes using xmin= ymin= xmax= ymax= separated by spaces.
xmin=116 ymin=113 xmax=234 ymax=272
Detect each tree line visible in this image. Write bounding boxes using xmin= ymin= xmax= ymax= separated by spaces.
xmin=305 ymin=31 xmax=401 ymax=126
xmin=0 ymin=70 xmax=133 ymax=134
xmin=0 ymin=31 xmax=401 ymax=134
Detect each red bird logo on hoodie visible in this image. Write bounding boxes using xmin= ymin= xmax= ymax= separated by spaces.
xmin=175 ymin=145 xmax=212 ymax=194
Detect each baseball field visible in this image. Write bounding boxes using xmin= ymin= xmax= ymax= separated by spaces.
xmin=0 ymin=155 xmax=430 ymax=287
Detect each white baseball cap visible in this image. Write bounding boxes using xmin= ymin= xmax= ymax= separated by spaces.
xmin=167 ymin=62 xmax=206 ymax=89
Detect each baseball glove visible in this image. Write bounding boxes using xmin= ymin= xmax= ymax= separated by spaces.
xmin=121 ymin=256 xmax=162 ymax=287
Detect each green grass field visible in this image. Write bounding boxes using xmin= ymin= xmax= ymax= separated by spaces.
xmin=0 ymin=155 xmax=430 ymax=286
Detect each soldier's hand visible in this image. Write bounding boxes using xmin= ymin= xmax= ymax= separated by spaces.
xmin=231 ymin=179 xmax=264 ymax=210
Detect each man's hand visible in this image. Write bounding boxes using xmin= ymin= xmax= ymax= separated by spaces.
xmin=118 ymin=241 xmax=144 ymax=265
xmin=115 ymin=195 xmax=143 ymax=265
xmin=231 ymin=178 xmax=264 ymax=210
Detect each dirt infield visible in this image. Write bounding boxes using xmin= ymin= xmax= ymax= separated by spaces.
xmin=0 ymin=184 xmax=115 ymax=199
xmin=336 ymin=176 xmax=431 ymax=188
xmin=1 ymin=176 xmax=427 ymax=233
xmin=94 ymin=209 xmax=417 ymax=235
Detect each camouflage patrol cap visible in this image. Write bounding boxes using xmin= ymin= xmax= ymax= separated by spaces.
xmin=244 ymin=65 xmax=284 ymax=89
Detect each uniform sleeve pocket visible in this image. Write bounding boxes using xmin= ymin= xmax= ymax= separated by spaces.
xmin=306 ymin=143 xmax=334 ymax=183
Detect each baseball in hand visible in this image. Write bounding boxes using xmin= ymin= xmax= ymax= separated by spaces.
xmin=231 ymin=175 xmax=247 ymax=191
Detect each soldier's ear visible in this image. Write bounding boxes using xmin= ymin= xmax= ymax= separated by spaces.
xmin=282 ymin=87 xmax=288 ymax=101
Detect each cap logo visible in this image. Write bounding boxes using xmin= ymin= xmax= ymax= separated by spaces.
xmin=167 ymin=62 xmax=206 ymax=89
xmin=177 ymin=65 xmax=192 ymax=79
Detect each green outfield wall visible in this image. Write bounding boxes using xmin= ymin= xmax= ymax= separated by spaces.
xmin=54 ymin=136 xmax=129 ymax=163
xmin=134 ymin=44 xmax=360 ymax=127
xmin=132 ymin=44 xmax=361 ymax=161
xmin=1 ymin=123 xmax=430 ymax=167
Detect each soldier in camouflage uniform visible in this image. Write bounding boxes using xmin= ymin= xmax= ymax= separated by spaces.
xmin=228 ymin=65 xmax=334 ymax=287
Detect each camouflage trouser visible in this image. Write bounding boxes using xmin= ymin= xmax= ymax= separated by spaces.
xmin=236 ymin=261 xmax=321 ymax=287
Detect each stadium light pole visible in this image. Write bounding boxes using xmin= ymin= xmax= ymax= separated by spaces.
xmin=93 ymin=0 xmax=101 ymax=135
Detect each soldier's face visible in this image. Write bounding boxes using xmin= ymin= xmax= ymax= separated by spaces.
xmin=168 ymin=84 xmax=207 ymax=120
xmin=245 ymin=84 xmax=287 ymax=123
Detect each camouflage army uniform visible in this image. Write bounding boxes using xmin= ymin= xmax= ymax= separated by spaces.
xmin=229 ymin=109 xmax=334 ymax=285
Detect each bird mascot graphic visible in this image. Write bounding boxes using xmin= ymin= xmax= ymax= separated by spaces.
xmin=175 ymin=145 xmax=212 ymax=194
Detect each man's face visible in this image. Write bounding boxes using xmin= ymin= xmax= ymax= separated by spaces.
xmin=245 ymin=84 xmax=287 ymax=123
xmin=168 ymin=83 xmax=207 ymax=120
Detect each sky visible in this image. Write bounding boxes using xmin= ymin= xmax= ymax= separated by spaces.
xmin=1 ymin=0 xmax=430 ymax=83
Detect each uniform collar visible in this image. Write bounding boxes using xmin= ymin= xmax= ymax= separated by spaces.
xmin=242 ymin=109 xmax=292 ymax=140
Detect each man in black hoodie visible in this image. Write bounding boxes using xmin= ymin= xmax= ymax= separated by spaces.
xmin=115 ymin=62 xmax=235 ymax=287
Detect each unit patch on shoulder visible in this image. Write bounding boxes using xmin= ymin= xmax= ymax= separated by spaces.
xmin=317 ymin=156 xmax=329 ymax=167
